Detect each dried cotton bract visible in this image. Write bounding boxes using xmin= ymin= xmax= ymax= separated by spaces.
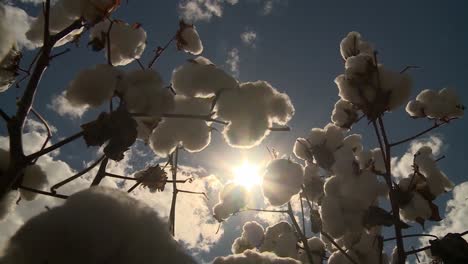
xmin=64 ymin=64 xmax=121 ymax=108
xmin=213 ymin=249 xmax=301 ymax=264
xmin=0 ymin=187 xmax=196 ymax=264
xmin=171 ymin=56 xmax=238 ymax=97
xmin=90 ymin=20 xmax=147 ymax=66
xmin=262 ymin=159 xmax=303 ymax=206
xmin=406 ymin=88 xmax=464 ymax=120
xmin=176 ymin=21 xmax=204 ymax=55
xmin=150 ymin=96 xmax=212 ymax=156
xmin=215 ymin=81 xmax=295 ymax=148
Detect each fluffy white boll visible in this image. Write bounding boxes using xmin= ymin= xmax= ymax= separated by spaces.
xmin=320 ymin=194 xmax=346 ymax=238
xmin=213 ymin=183 xmax=249 ymax=221
xmin=0 ymin=187 xmax=196 ymax=264
xmin=399 ymin=192 xmax=432 ymax=222
xmin=331 ymin=99 xmax=359 ymax=129
xmin=378 ymin=67 xmax=412 ymax=111
xmin=407 ymin=88 xmax=464 ymax=119
xmin=342 ymin=134 xmax=363 ymax=154
xmin=216 ymin=81 xmax=294 ymax=148
xmin=231 ymin=221 xmax=265 ymax=254
xmin=20 ymin=164 xmax=48 ymax=201
xmin=62 ymin=0 xmax=119 ymax=24
xmin=260 ymin=222 xmax=298 ymax=258
xmin=90 ymin=20 xmax=147 ymax=66
xmin=118 ymin=69 xmax=175 ymax=117
xmin=171 ymin=56 xmax=238 ymax=97
xmin=64 ymin=64 xmax=121 ymax=107
xmin=231 ymin=237 xmax=254 ymax=254
xmin=339 ymin=31 xmax=373 ymax=61
xmin=0 ymin=47 xmax=20 ymax=93
xmin=150 ymin=96 xmax=211 ymax=156
xmin=293 ymin=138 xmax=312 ymax=160
xmin=298 ymin=237 xmax=325 ymax=264
xmin=213 ymin=250 xmax=301 ymax=264
xmin=262 ymin=159 xmax=303 ymax=206
xmin=177 ymin=23 xmax=203 ymax=55
xmin=303 ymin=163 xmax=324 ymax=202
xmin=414 ymin=146 xmax=454 ymax=196
xmin=26 ymin=1 xmax=84 ymax=47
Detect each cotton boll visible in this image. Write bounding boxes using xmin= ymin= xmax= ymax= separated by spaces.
xmin=118 ymin=69 xmax=175 ymax=117
xmin=323 ymin=176 xmax=341 ymax=197
xmin=176 ymin=21 xmax=203 ymax=55
xmin=293 ymin=138 xmax=312 ymax=160
xmin=345 ymin=54 xmax=374 ymax=81
xmin=213 ymin=183 xmax=249 ymax=221
xmin=90 ymin=20 xmax=147 ymax=66
xmin=301 ymin=237 xmax=325 ymax=264
xmin=414 ymin=88 xmax=464 ymax=119
xmin=231 ymin=237 xmax=253 ymax=254
xmin=0 ymin=47 xmax=21 ymax=93
xmin=260 ymin=222 xmax=298 ymax=258
xmin=343 ymin=134 xmax=363 ymax=154
xmin=356 ymin=150 xmax=372 ymax=170
xmin=171 ymin=57 xmax=238 ymax=97
xmin=324 ymin=123 xmax=345 ymax=151
xmin=241 ymin=221 xmax=265 ymax=247
xmin=0 ymin=191 xmax=19 ymax=221
xmin=335 ymin=74 xmax=362 ymax=105
xmin=0 ymin=187 xmax=196 ymax=264
xmin=414 ymin=146 xmax=454 ymax=196
xmin=378 ymin=67 xmax=412 ymax=111
xmin=64 ymin=64 xmax=121 ymax=107
xmin=62 ymin=0 xmax=120 ymax=24
xmin=406 ymin=100 xmax=425 ymax=118
xmin=320 ymin=195 xmax=345 ymax=238
xmin=216 ymin=81 xmax=294 ymax=148
xmin=307 ymin=128 xmax=326 ymax=147
xmin=371 ymin=148 xmax=385 ymax=173
xmin=399 ymin=192 xmax=432 ymax=221
xmin=332 ymin=144 xmax=358 ymax=177
xmin=303 ymin=163 xmax=324 ymax=202
xmin=262 ymin=159 xmax=303 ymax=206
xmin=339 ymin=31 xmax=373 ymax=61
xmin=20 ymin=164 xmax=48 ymax=201
xmin=150 ymin=96 xmax=211 ymax=156
xmin=213 ymin=249 xmax=301 ymax=264
xmin=213 ymin=202 xmax=232 ymax=221
xmin=332 ymin=100 xmax=359 ymax=129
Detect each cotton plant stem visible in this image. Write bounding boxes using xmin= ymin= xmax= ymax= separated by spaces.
xmin=90 ymin=157 xmax=109 ymax=186
xmin=389 ymin=119 xmax=454 ymax=147
xmin=374 ymin=117 xmax=406 ymax=264
xmin=19 ymin=186 xmax=68 ymax=200
xmin=169 ymin=149 xmax=179 ymax=236
xmin=26 ymin=131 xmax=84 ymax=161
xmin=320 ymin=231 xmax=359 ymax=264
xmin=0 ymin=7 xmax=83 ymax=200
xmin=30 ymin=108 xmax=53 ymax=163
xmin=287 ymin=202 xmax=315 ymax=264
xmin=51 ymin=155 xmax=105 ymax=192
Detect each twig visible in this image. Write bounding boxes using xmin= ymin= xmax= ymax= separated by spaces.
xmin=30 ymin=108 xmax=52 ymax=163
xmin=287 ymin=202 xmax=315 ymax=264
xmin=106 ymin=20 xmax=114 ymax=66
xmin=148 ymin=34 xmax=177 ymax=68
xmin=0 ymin=109 xmax=10 ymax=122
xmin=178 ymin=189 xmax=208 ymax=199
xmin=20 ymin=185 xmax=68 ymax=199
xmin=49 ymin=48 xmax=71 ymax=60
xmin=268 ymin=126 xmax=291 ymax=132
xmin=51 ymin=155 xmax=105 ymax=192
xmin=321 ymin=231 xmax=359 ymax=264
xmin=400 ymin=65 xmax=421 ymax=74
xmin=389 ymin=119 xmax=454 ymax=147
xmin=240 ymin=208 xmax=288 ymax=214
xmin=169 ymin=150 xmax=178 ymax=236
xmin=383 ymin=233 xmax=439 ymax=242
xmin=26 ymin=131 xmax=84 ymax=161
xmin=90 ymin=157 xmax=109 ymax=186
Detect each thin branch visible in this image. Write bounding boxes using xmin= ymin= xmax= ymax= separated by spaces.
xmin=400 ymin=65 xmax=421 ymax=74
xmin=240 ymin=208 xmax=288 ymax=214
xmin=106 ymin=20 xmax=114 ymax=66
xmin=51 ymin=155 xmax=105 ymax=192
xmin=148 ymin=34 xmax=177 ymax=68
xmin=169 ymin=149 xmax=179 ymax=236
xmin=268 ymin=126 xmax=291 ymax=132
xmin=20 ymin=185 xmax=68 ymax=199
xmin=27 ymin=131 xmax=84 ymax=161
xmin=49 ymin=48 xmax=71 ymax=60
xmin=90 ymin=157 xmax=109 ymax=186
xmin=389 ymin=119 xmax=454 ymax=147
xmin=178 ymin=189 xmax=208 ymax=199
xmin=30 ymin=108 xmax=52 ymax=163
xmin=127 ymin=180 xmax=142 ymax=193
xmin=0 ymin=109 xmax=10 ymax=122
xmin=384 ymin=233 xmax=439 ymax=242
xmin=321 ymin=231 xmax=359 ymax=264
xmin=287 ymin=202 xmax=315 ymax=264
xmin=162 ymin=113 xmax=229 ymax=125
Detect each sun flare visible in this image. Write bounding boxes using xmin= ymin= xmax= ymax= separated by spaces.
xmin=233 ymin=161 xmax=262 ymax=189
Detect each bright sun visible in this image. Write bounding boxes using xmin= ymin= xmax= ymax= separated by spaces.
xmin=233 ymin=161 xmax=262 ymax=189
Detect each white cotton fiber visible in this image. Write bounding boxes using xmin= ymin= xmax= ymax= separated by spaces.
xmin=262 ymin=159 xmax=303 ymax=206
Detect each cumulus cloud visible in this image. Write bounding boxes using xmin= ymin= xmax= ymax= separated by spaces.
xmin=240 ymin=30 xmax=257 ymax=47
xmin=226 ymin=48 xmax=240 ymax=78
xmin=0 ymin=187 xmax=196 ymax=264
xmin=0 ymin=3 xmax=33 ymax=59
xmin=48 ymin=92 xmax=88 ymax=119
xmin=179 ymin=0 xmax=239 ymax=22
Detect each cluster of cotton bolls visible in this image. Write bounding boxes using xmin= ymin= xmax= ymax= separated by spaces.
xmin=231 ymin=221 xmax=326 ymax=263
xmin=327 ymin=232 xmax=389 ymax=264
xmin=176 ymin=21 xmax=204 ymax=55
xmin=331 ymin=99 xmax=359 ymax=129
xmin=406 ymin=88 xmax=464 ymax=120
xmin=27 ymin=0 xmax=120 ymax=47
xmin=262 ymin=159 xmax=303 ymax=206
xmin=150 ymin=96 xmax=212 ymax=156
xmin=89 ymin=20 xmax=147 ymax=66
xmin=171 ymin=57 xmax=294 ymax=148
xmin=397 ymin=145 xmax=454 ymax=222
xmin=334 ymin=32 xmax=412 ymax=121
xmin=0 ymin=187 xmax=196 ymax=264
xmin=213 ymin=183 xmax=249 ymax=221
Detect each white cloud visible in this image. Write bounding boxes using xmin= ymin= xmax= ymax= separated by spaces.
xmin=0 ymin=3 xmax=34 ymax=60
xmin=261 ymin=0 xmax=287 ymax=15
xmin=179 ymin=0 xmax=239 ymax=22
xmin=240 ymin=30 xmax=257 ymax=47
xmin=226 ymin=48 xmax=240 ymax=78
xmin=48 ymin=92 xmax=87 ymax=119
xmin=392 ymin=136 xmax=443 ymax=179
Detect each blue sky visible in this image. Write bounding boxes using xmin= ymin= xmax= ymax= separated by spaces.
xmin=1 ymin=0 xmax=468 ymax=263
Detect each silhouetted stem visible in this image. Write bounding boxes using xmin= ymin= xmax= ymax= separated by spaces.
xmin=0 ymin=109 xmax=10 ymax=122
xmin=27 ymin=131 xmax=84 ymax=161
xmin=321 ymin=231 xmax=359 ymax=264
xmin=169 ymin=150 xmax=178 ymax=236
xmin=51 ymin=155 xmax=105 ymax=192
xmin=178 ymin=189 xmax=208 ymax=199
xmin=20 ymin=185 xmax=68 ymax=199
xmin=389 ymin=119 xmax=454 ymax=147
xmin=384 ymin=233 xmax=439 ymax=242
xmin=287 ymin=202 xmax=315 ymax=264
xmin=90 ymin=157 xmax=109 ymax=186
xmin=148 ymin=34 xmax=177 ymax=68
xmin=30 ymin=108 xmax=52 ymax=163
